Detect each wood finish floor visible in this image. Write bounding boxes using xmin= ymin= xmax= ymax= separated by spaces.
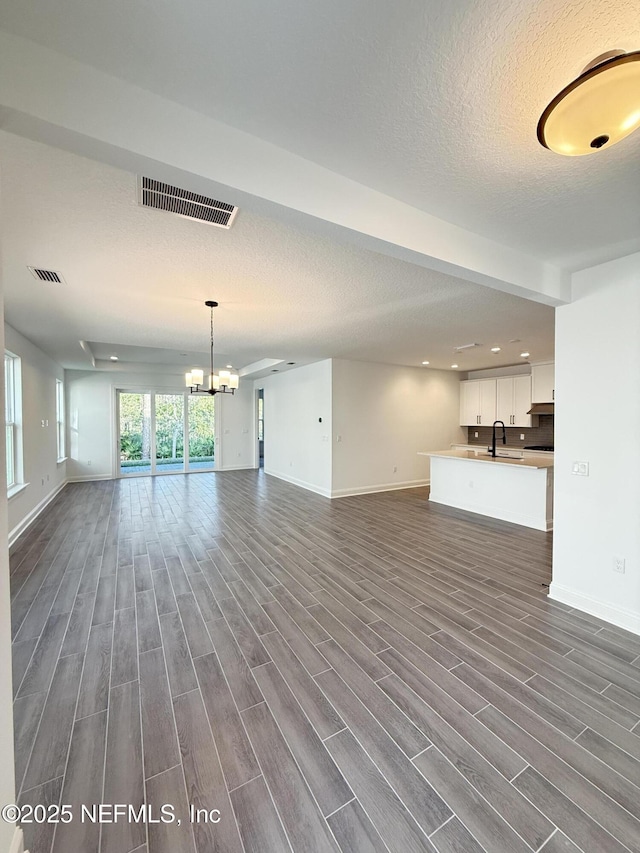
xmin=10 ymin=471 xmax=640 ymax=853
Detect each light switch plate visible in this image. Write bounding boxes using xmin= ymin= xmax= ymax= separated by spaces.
xmin=572 ymin=461 xmax=589 ymax=476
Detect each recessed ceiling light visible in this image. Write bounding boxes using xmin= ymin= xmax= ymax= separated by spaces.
xmin=109 ymin=356 xmax=118 ymax=361
xmin=226 ymin=364 xmax=233 ymax=369
xmin=490 ymin=347 xmax=501 ymax=353
xmin=538 ymin=50 xmax=640 ymax=155
xmin=287 ymin=362 xmax=296 ymax=366
xmin=451 ymin=364 xmax=459 ymax=369
xmin=520 ymin=352 xmax=530 ymax=358
xmin=421 ymin=361 xmax=430 ymax=365
xmin=271 ymin=369 xmax=279 ymax=373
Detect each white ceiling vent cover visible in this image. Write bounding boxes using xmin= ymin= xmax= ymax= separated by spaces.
xmin=138 ymin=177 xmax=238 ymax=228
xmin=28 ymin=267 xmax=65 ymax=283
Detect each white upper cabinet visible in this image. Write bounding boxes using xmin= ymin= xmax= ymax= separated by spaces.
xmin=496 ymin=375 xmax=532 ymax=427
xmin=460 ymin=379 xmax=497 ymax=426
xmin=531 ymin=362 xmax=555 ymax=403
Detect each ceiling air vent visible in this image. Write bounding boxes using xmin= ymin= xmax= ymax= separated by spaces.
xmin=138 ymin=177 xmax=238 ymax=228
xmin=28 ymin=267 xmax=64 ymax=283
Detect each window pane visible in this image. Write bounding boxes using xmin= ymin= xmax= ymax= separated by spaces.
xmin=6 ymin=424 xmax=14 ymax=488
xmin=5 ymin=355 xmax=13 ymax=424
xmin=119 ymin=392 xmax=152 ymax=475
xmin=187 ymin=395 xmax=215 ymax=470
xmin=155 ymin=394 xmax=185 ymax=472
xmin=56 ymin=380 xmax=65 ymax=458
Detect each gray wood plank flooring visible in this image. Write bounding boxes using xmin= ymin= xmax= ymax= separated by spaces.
xmin=10 ymin=473 xmax=640 ymax=853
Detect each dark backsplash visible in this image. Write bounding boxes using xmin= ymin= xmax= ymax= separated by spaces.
xmin=466 ymin=415 xmax=554 ymax=448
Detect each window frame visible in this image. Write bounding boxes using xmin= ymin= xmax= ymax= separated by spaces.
xmin=5 ymin=351 xmax=23 ymax=494
xmin=56 ymin=378 xmax=66 ymax=461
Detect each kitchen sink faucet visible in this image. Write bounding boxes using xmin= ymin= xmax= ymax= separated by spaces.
xmin=491 ymin=420 xmax=507 ymax=457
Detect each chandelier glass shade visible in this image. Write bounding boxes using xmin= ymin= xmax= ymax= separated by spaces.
xmin=537 ymin=51 xmax=640 ymax=155
xmin=186 ymin=301 xmax=239 ymax=395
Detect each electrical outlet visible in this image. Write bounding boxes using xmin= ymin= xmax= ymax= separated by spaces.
xmin=474 ymin=432 xmax=478 ymax=438
xmin=393 ymin=465 xmax=397 ymax=473
xmin=572 ymin=461 xmax=589 ymax=476
xmin=613 ymin=556 xmax=626 ymax=574
xmin=41 ymin=477 xmax=45 ymax=485
xmin=520 ymin=434 xmax=525 ymax=440
xmin=87 ymin=459 xmax=91 ymax=466
xmin=336 ymin=435 xmax=342 ymax=442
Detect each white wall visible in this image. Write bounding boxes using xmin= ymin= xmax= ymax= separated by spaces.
xmin=66 ymin=366 xmax=255 ymax=480
xmin=5 ymin=323 xmax=67 ymax=545
xmin=550 ymin=252 xmax=640 ymax=634
xmin=0 ymin=277 xmax=18 ymax=853
xmin=331 ymin=359 xmax=465 ymax=497
xmin=257 ymin=360 xmax=332 ymax=497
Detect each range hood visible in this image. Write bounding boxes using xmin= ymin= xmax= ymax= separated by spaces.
xmin=528 ymin=402 xmax=555 ymax=415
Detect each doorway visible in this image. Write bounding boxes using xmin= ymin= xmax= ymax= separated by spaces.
xmin=117 ymin=390 xmax=215 ymax=476
xmin=257 ymin=388 xmax=264 ymax=468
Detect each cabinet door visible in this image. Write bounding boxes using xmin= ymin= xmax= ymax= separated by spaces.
xmin=478 ymin=379 xmax=497 ymax=426
xmin=495 ymin=377 xmax=514 ymax=425
xmin=460 ymin=380 xmax=480 ymax=425
xmin=512 ymin=375 xmax=532 ymax=427
xmin=531 ymin=363 xmax=554 ymax=403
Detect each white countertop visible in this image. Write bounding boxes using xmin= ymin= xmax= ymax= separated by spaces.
xmin=451 ymin=443 xmax=554 ymax=456
xmin=418 ymin=449 xmax=554 ymax=470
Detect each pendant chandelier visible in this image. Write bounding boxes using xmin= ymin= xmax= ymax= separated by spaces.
xmin=186 ymin=300 xmax=239 ymax=395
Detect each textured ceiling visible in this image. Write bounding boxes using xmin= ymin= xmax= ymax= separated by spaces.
xmin=0 ymin=133 xmax=554 ymax=372
xmin=0 ymin=0 xmax=638 ymax=267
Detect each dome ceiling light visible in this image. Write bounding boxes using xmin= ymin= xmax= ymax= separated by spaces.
xmin=537 ymin=50 xmax=640 ymax=155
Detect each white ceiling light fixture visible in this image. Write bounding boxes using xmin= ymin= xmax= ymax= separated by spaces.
xmin=490 ymin=347 xmax=501 ymax=353
xmin=451 ymin=363 xmax=459 ymax=369
xmin=422 ymin=360 xmax=430 ymax=365
xmin=109 ymin=355 xmax=118 ymax=361
xmin=538 ymin=50 xmax=640 ymax=155
xmin=186 ymin=301 xmax=239 ymax=395
xmin=520 ymin=352 xmax=530 ymax=358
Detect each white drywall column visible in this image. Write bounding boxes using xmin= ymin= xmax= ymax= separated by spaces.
xmin=0 ymin=30 xmax=569 ymax=307
xmin=550 ymin=252 xmax=640 ymax=633
xmin=0 ymin=218 xmax=18 ymax=851
xmin=257 ymin=361 xmax=332 ymax=496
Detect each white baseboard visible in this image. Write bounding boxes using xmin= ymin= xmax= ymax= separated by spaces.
xmin=66 ymin=474 xmax=114 ymax=483
xmin=8 ymin=481 xmax=67 ymax=549
xmin=331 ymin=479 xmax=429 ymax=499
xmin=264 ymin=470 xmax=331 ymax=498
xmin=215 ymin=465 xmax=255 ymax=472
xmin=548 ymin=582 xmax=640 ymax=636
xmin=8 ymin=825 xmax=25 ymax=853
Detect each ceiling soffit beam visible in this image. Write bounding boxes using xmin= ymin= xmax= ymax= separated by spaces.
xmin=0 ymin=31 xmax=570 ymax=307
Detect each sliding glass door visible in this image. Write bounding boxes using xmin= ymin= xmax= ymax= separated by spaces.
xmin=119 ymin=392 xmax=152 ymax=475
xmin=188 ymin=395 xmax=215 ymax=470
xmin=155 ymin=394 xmax=185 ymax=472
xmin=118 ymin=390 xmax=215 ymax=476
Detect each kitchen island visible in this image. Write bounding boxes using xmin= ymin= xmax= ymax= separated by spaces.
xmin=419 ymin=449 xmax=554 ymax=531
